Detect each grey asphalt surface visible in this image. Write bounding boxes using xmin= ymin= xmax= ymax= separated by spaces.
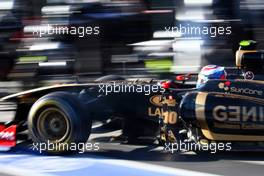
xmin=1 ymin=128 xmax=264 ymax=176
xmin=87 ymin=129 xmax=264 ymax=176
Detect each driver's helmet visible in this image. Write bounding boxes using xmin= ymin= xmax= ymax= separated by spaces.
xmin=196 ymin=65 xmax=226 ymax=88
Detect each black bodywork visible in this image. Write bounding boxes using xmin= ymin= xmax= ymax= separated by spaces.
xmin=2 ymin=44 xmax=264 ymax=153
xmin=0 ymin=78 xmax=171 ymax=144
xmin=160 ymin=48 xmax=264 ymax=151
xmin=162 ymin=80 xmax=264 ymax=136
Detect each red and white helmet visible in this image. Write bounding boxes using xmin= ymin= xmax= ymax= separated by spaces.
xmin=196 ymin=65 xmax=226 ymax=88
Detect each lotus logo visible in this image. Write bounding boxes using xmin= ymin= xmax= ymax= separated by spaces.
xmin=218 ymin=81 xmax=230 ymax=91
xmin=150 ymin=95 xmax=163 ymax=107
xmin=149 ymin=95 xmax=177 ymax=107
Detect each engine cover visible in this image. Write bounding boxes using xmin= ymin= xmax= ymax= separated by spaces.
xmin=180 ymin=91 xmax=264 ymax=141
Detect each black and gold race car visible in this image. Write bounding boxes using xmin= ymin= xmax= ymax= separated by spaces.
xmin=0 ymin=74 xmax=172 ymax=153
xmin=0 ymin=40 xmax=263 ymax=154
xmin=160 ymin=41 xmax=264 ymax=153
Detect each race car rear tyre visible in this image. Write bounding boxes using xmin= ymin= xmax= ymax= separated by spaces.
xmin=28 ymin=92 xmax=92 ymax=154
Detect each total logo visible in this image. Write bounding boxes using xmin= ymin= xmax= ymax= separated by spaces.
xmin=0 ymin=131 xmax=15 ymax=140
xmin=218 ymin=81 xmax=263 ymax=96
xmin=0 ymin=125 xmax=16 ymax=147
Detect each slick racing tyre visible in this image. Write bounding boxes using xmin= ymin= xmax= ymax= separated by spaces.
xmin=28 ymin=92 xmax=92 ymax=154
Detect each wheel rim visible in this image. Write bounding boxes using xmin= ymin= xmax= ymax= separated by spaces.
xmin=37 ymin=107 xmax=70 ymax=142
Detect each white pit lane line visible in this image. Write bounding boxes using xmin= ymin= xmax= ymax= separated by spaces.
xmin=236 ymin=160 xmax=264 ymax=166
xmin=0 ymin=165 xmax=55 ymax=176
xmin=96 ymin=159 xmax=220 ymax=176
xmin=0 ymin=154 xmax=220 ymax=176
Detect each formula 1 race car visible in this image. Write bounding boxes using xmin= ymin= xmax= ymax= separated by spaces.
xmin=0 ymin=40 xmax=263 ymax=154
xmin=160 ymin=40 xmax=264 ymax=152
xmin=0 ymin=75 xmax=172 ymax=153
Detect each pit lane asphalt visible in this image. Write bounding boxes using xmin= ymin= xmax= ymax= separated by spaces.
xmin=0 ymin=127 xmax=264 ymax=176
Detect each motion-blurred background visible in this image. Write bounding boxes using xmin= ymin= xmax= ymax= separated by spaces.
xmin=0 ymin=0 xmax=263 ymax=84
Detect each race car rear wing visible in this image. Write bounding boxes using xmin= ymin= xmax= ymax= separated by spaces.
xmin=236 ymin=50 xmax=264 ymax=68
xmin=236 ymin=40 xmax=264 ymax=69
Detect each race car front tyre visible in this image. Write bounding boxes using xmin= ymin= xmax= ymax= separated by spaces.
xmin=27 ymin=92 xmax=92 ymax=154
